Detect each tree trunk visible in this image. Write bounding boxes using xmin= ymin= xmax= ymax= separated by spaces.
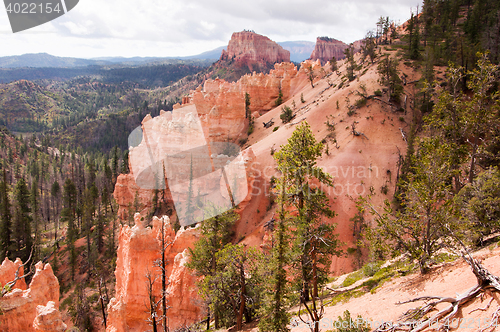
xmin=161 ymin=220 xmax=168 ymax=332
xmin=312 ymin=245 xmax=318 ymax=299
xmin=236 ymin=265 xmax=246 ymax=331
xmin=468 ymin=136 xmax=479 ymax=184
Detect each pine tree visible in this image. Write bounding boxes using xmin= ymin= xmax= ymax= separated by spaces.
xmin=51 ymin=180 xmax=60 ymax=241
xmin=369 ymin=138 xmax=458 ymax=274
xmin=273 ymin=122 xmax=340 ymax=332
xmin=187 ymin=207 xmax=238 ymax=329
xmin=344 ymin=45 xmax=356 ymax=81
xmin=329 ymin=56 xmax=338 ymax=73
xmin=13 ymin=177 xmax=32 ymax=262
xmin=377 ymin=55 xmax=403 ymax=103
xmin=245 ymin=92 xmax=251 ymax=119
xmin=0 ymin=170 xmax=12 ymax=261
xmin=205 ymin=244 xmax=263 ymax=330
xmin=62 ymin=178 xmax=77 ymax=280
xmin=361 ymin=31 xmax=377 ymax=63
xmin=259 ymin=175 xmax=291 ymax=332
xmin=31 ymin=179 xmax=40 ymax=263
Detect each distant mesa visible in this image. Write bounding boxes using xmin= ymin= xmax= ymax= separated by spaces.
xmin=309 ymin=36 xmax=359 ymax=65
xmin=219 ymin=31 xmax=290 ymax=73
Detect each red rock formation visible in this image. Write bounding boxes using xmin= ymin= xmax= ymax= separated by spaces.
xmin=237 ymin=62 xmax=298 ymax=115
xmin=114 ymin=173 xmax=157 ymax=221
xmin=309 ymin=37 xmax=350 ymax=64
xmin=220 ymin=31 xmax=290 ymax=72
xmin=190 ymin=80 xmax=247 ymax=140
xmin=0 ymin=261 xmax=61 ymax=332
xmin=106 ymin=214 xmax=203 ymax=332
xmin=0 ymin=257 xmax=27 ymax=291
xmin=33 ymin=301 xmax=67 ymax=332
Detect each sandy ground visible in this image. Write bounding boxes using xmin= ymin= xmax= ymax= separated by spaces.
xmin=240 ymin=245 xmax=500 ymax=332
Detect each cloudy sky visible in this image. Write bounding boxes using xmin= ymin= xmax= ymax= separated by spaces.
xmin=0 ymin=0 xmax=421 ymax=59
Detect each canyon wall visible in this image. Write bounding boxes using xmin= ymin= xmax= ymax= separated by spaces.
xmin=0 ymin=260 xmax=64 ymax=332
xmin=115 ymin=62 xmax=300 ymax=221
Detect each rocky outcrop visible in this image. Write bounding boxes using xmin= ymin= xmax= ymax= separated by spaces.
xmin=0 ymin=257 xmax=27 ymax=291
xmin=115 ymin=62 xmax=284 ymax=221
xmin=190 ymin=80 xmax=247 ymax=140
xmin=114 ymin=173 xmax=157 ymax=221
xmin=33 ymin=301 xmax=67 ymax=332
xmin=0 ymin=261 xmax=61 ymax=332
xmin=309 ymin=37 xmax=350 ymax=64
xmin=106 ymin=214 xmax=203 ymax=332
xmin=237 ymin=62 xmax=298 ymax=115
xmin=220 ymin=31 xmax=290 ymax=72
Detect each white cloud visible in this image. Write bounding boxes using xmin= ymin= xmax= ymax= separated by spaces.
xmin=0 ymin=0 xmax=422 ymax=58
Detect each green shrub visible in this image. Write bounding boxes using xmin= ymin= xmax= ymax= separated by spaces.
xmin=331 ymin=310 xmax=370 ymax=332
xmin=380 ymin=184 xmax=388 ymax=195
xmin=362 ymin=262 xmax=382 ymax=277
xmin=355 ymin=98 xmax=367 ymax=108
xmin=374 ymin=89 xmax=382 ymax=96
xmin=280 ymin=105 xmax=293 ymax=123
xmin=341 ymin=270 xmax=363 ymax=287
xmin=273 ymin=126 xmax=279 ymax=132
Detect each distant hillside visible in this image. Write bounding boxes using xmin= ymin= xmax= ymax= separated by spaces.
xmin=0 ymin=53 xmax=109 ymax=68
xmin=0 ymin=53 xmax=215 ymax=70
xmin=0 ymin=62 xmax=204 ymax=86
xmin=184 ymin=46 xmax=226 ymax=60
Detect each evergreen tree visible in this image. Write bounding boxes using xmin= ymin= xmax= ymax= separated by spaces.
xmin=13 ymin=177 xmax=32 ymax=262
xmin=455 ymin=167 xmax=500 ymax=245
xmin=62 ymin=178 xmax=77 ymax=280
xmin=0 ymin=170 xmax=12 ymax=261
xmin=329 ymin=56 xmax=338 ymax=73
xmin=187 ymin=207 xmax=238 ymax=328
xmin=344 ymin=45 xmax=356 ymax=81
xmin=31 ymin=179 xmax=40 ymax=263
xmin=369 ymin=139 xmax=459 ymax=273
xmin=273 ymin=122 xmax=340 ymax=332
xmin=259 ymin=175 xmax=291 ymax=332
xmin=245 ymin=92 xmax=251 ymax=119
xmin=361 ymin=31 xmax=377 ymax=64
xmin=51 ymin=180 xmax=60 ymax=241
xmin=275 ymin=122 xmax=340 ymax=332
xmin=377 ymin=55 xmax=403 ymax=103
xmin=200 ymin=244 xmax=263 ymax=330
xmin=275 ymin=88 xmax=283 ymax=107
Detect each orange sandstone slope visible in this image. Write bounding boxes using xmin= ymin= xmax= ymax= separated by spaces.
xmin=108 ymin=45 xmax=421 ymax=331
xmin=238 ymin=54 xmax=418 ymax=275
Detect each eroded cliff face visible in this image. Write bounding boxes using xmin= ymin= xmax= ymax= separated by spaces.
xmin=309 ymin=37 xmax=350 ymax=64
xmin=238 ymin=62 xmax=298 ymax=115
xmin=114 ymin=62 xmax=298 ymax=221
xmin=106 ymin=214 xmax=203 ymax=332
xmin=220 ymin=31 xmax=290 ymax=72
xmin=0 ymin=260 xmax=62 ymax=332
